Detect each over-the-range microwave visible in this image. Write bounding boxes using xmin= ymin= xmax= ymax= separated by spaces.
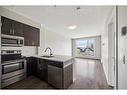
xmin=1 ymin=34 xmax=24 ymax=47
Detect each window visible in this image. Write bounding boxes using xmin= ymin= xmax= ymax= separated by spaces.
xmin=75 ymin=39 xmax=95 ymax=57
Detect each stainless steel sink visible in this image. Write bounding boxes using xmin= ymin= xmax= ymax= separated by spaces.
xmin=41 ymin=55 xmax=54 ymax=58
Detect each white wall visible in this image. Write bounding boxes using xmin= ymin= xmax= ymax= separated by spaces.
xmin=101 ymin=7 xmax=116 ymax=86
xmin=38 ymin=26 xmax=72 ymax=56
xmin=0 ymin=7 xmax=41 ymax=56
xmin=118 ymin=6 xmax=127 ymax=89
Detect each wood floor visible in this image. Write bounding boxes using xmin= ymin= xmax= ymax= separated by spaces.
xmin=3 ymin=58 xmax=110 ymax=89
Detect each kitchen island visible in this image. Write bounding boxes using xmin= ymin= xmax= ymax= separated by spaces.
xmin=26 ymin=55 xmax=74 ymax=89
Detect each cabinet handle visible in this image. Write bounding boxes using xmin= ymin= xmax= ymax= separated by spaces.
xmin=32 ymin=41 xmax=34 ymax=45
xmin=13 ymin=29 xmax=15 ymax=35
xmin=10 ymin=29 xmax=12 ymax=34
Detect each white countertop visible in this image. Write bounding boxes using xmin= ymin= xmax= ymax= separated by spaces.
xmin=23 ymin=54 xmax=74 ymax=62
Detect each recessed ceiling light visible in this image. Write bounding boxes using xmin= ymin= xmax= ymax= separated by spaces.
xmin=68 ymin=25 xmax=77 ymax=30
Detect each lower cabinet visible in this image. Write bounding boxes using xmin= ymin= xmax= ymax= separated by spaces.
xmin=26 ymin=57 xmax=32 ymax=76
xmin=31 ymin=57 xmax=38 ymax=77
xmin=48 ymin=64 xmax=73 ymax=89
xmin=28 ymin=57 xmax=73 ymax=89
xmin=37 ymin=59 xmax=47 ymax=81
xmin=63 ymin=64 xmax=73 ymax=88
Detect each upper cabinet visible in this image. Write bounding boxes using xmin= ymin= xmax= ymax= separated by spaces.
xmin=12 ymin=20 xmax=23 ymax=37
xmin=23 ymin=24 xmax=40 ymax=46
xmin=1 ymin=16 xmax=23 ymax=37
xmin=1 ymin=16 xmax=40 ymax=46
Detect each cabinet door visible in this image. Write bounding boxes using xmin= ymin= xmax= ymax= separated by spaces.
xmin=12 ymin=20 xmax=23 ymax=37
xmin=31 ymin=57 xmax=38 ymax=76
xmin=29 ymin=26 xmax=40 ymax=46
xmin=26 ymin=57 xmax=32 ymax=76
xmin=1 ymin=16 xmax=12 ymax=35
xmin=37 ymin=59 xmax=47 ymax=81
xmin=23 ymin=24 xmax=32 ymax=46
xmin=32 ymin=28 xmax=40 ymax=46
xmin=23 ymin=24 xmax=40 ymax=46
xmin=48 ymin=65 xmax=63 ymax=88
xmin=63 ymin=64 xmax=73 ymax=88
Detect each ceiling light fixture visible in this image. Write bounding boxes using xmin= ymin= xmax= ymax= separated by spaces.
xmin=76 ymin=6 xmax=81 ymax=10
xmin=68 ymin=25 xmax=77 ymax=30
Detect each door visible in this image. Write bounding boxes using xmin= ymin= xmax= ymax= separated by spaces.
xmin=118 ymin=6 xmax=127 ymax=89
xmin=108 ymin=21 xmax=115 ymax=86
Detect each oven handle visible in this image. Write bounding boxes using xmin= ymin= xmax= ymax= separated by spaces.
xmin=2 ymin=59 xmax=26 ymax=66
xmin=3 ymin=63 xmax=20 ymax=68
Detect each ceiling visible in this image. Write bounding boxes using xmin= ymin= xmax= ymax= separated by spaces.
xmin=3 ymin=6 xmax=114 ymax=38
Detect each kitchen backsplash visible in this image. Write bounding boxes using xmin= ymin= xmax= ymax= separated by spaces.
xmin=1 ymin=46 xmax=38 ymax=56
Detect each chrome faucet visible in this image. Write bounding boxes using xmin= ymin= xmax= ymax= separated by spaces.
xmin=44 ymin=47 xmax=53 ymax=56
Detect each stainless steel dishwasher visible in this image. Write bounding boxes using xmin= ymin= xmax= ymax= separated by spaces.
xmin=48 ymin=65 xmax=63 ymax=88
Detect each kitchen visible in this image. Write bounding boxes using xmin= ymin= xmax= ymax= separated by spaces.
xmin=0 ymin=6 xmax=117 ymax=89
xmin=0 ymin=16 xmax=74 ymax=89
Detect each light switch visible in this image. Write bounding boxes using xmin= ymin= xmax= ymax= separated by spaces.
xmin=121 ymin=26 xmax=127 ymax=36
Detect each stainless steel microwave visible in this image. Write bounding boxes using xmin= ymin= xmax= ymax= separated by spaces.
xmin=1 ymin=34 xmax=24 ymax=47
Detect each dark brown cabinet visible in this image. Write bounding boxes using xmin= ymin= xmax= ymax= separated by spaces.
xmin=37 ymin=59 xmax=48 ymax=81
xmin=27 ymin=57 xmax=73 ymax=89
xmin=1 ymin=16 xmax=40 ymax=46
xmin=26 ymin=57 xmax=32 ymax=76
xmin=31 ymin=57 xmax=38 ymax=77
xmin=1 ymin=16 xmax=12 ymax=35
xmin=23 ymin=24 xmax=40 ymax=46
xmin=1 ymin=16 xmax=23 ymax=37
xmin=27 ymin=57 xmax=38 ymax=77
xmin=12 ymin=20 xmax=23 ymax=37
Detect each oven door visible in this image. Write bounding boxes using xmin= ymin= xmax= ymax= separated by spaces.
xmin=1 ymin=59 xmax=26 ymax=80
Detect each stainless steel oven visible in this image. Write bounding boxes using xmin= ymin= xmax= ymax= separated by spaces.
xmin=1 ymin=34 xmax=24 ymax=47
xmin=2 ymin=59 xmax=26 ymax=75
xmin=1 ymin=50 xmax=26 ymax=88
